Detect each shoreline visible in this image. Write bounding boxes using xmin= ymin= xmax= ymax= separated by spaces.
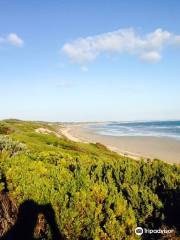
xmin=59 ymin=124 xmax=180 ymax=164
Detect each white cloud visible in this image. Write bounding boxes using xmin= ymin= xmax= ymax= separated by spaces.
xmin=62 ymin=28 xmax=180 ymax=64
xmin=174 ymin=36 xmax=180 ymax=45
xmin=81 ymin=66 xmax=88 ymax=72
xmin=140 ymin=51 xmax=161 ymax=63
xmin=0 ymin=33 xmax=24 ymax=48
xmin=7 ymin=33 xmax=24 ymax=47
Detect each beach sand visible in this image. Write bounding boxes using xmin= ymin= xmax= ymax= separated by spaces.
xmin=59 ymin=124 xmax=180 ymax=164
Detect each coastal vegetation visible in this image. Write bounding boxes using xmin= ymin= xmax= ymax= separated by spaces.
xmin=0 ymin=119 xmax=179 ymax=239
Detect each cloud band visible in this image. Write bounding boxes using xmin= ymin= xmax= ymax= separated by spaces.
xmin=62 ymin=28 xmax=180 ymax=63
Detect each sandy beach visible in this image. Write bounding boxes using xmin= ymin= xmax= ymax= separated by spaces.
xmin=60 ymin=124 xmax=180 ymax=164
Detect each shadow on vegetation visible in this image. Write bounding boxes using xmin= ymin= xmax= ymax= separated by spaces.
xmin=1 ymin=198 xmax=64 ymax=240
xmin=161 ymin=188 xmax=180 ymax=230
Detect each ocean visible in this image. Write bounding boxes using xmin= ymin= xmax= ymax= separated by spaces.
xmin=89 ymin=121 xmax=180 ymax=140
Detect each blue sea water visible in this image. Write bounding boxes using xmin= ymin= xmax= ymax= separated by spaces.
xmin=89 ymin=121 xmax=180 ymax=140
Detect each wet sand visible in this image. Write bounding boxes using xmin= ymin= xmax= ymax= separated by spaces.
xmin=60 ymin=124 xmax=180 ymax=164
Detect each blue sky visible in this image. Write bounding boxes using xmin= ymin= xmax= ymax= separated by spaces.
xmin=0 ymin=0 xmax=180 ymax=122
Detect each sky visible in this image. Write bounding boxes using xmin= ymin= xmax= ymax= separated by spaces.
xmin=0 ymin=0 xmax=180 ymax=122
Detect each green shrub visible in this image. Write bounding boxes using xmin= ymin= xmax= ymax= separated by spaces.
xmin=0 ymin=123 xmax=12 ymax=135
xmin=0 ymin=135 xmax=27 ymax=157
xmin=0 ymin=120 xmax=179 ymax=239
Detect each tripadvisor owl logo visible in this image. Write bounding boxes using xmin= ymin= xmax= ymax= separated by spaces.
xmin=135 ymin=227 xmax=143 ymax=236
